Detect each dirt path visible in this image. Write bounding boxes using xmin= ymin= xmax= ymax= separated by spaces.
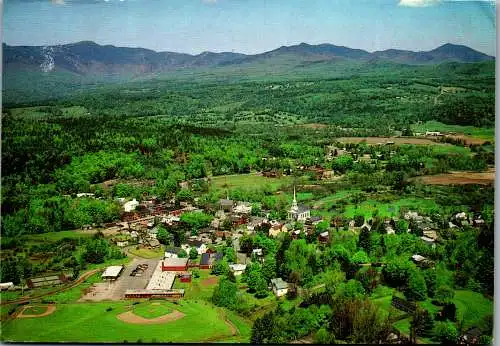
xmin=116 ymin=310 xmax=185 ymax=324
xmin=17 ymin=305 xmax=56 ymax=318
xmin=1 ymin=269 xmax=101 ymax=306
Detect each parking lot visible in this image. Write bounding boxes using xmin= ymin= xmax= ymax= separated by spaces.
xmin=79 ymin=258 xmax=159 ymax=301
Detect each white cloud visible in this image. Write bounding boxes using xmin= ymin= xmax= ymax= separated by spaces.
xmin=202 ymin=0 xmax=217 ymax=4
xmin=51 ymin=0 xmax=65 ymax=5
xmin=398 ymin=0 xmax=440 ymax=7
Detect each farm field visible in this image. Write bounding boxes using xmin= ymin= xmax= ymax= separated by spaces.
xmin=335 ymin=137 xmax=447 ymax=146
xmin=411 ymin=168 xmax=495 ymax=185
xmin=1 ymin=300 xmax=238 ymax=343
xmin=411 ymin=121 xmax=495 ymax=142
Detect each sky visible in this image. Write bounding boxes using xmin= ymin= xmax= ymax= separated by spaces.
xmin=3 ymin=0 xmax=496 ymax=56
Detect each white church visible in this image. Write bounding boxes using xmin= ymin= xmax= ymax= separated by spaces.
xmin=288 ymin=186 xmax=311 ymax=222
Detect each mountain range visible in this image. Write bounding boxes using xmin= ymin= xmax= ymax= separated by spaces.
xmin=3 ymin=41 xmax=494 ymax=77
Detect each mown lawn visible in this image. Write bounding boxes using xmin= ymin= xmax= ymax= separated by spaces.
xmin=453 ymin=290 xmax=493 ymax=329
xmin=343 ymin=197 xmax=439 ymax=219
xmin=1 ymin=300 xmax=234 ymax=343
xmin=22 ymin=230 xmax=93 ymax=243
xmin=128 ymin=246 xmax=164 ymax=259
xmin=211 ymin=173 xmax=293 ymax=191
xmin=173 ymin=269 xmax=219 ymax=301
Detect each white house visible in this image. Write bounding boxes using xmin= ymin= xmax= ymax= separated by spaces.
xmin=229 ymin=264 xmax=247 ymax=276
xmin=124 ymin=199 xmax=139 ymax=212
xmin=234 ymin=202 xmax=252 ymax=215
xmin=270 ymin=278 xmax=288 ymax=297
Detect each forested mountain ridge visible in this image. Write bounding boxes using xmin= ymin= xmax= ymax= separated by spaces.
xmin=3 ymin=41 xmax=494 ymax=77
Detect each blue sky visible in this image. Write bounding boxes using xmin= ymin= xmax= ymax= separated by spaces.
xmin=3 ymin=0 xmax=496 ymax=56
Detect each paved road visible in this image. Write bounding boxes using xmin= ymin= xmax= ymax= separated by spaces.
xmin=232 ymin=235 xmax=249 ymax=265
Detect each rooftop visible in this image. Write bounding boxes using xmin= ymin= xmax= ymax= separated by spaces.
xmin=102 ymin=265 xmax=124 ymax=278
xmin=162 ymin=258 xmax=189 ymax=267
xmin=271 ymin=278 xmax=288 ymax=290
xmin=146 ymin=262 xmax=176 ymax=290
xmin=229 ymin=264 xmax=247 ymax=271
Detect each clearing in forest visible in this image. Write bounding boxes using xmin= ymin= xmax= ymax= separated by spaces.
xmin=411 ymin=169 xmax=495 ymax=185
xmin=335 ymin=137 xmax=446 ymax=145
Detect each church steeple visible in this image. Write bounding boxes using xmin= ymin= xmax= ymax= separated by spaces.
xmin=291 ymin=185 xmax=298 ymax=211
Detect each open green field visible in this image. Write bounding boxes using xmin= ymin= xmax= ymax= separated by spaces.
xmin=22 ymin=230 xmax=93 ymax=243
xmin=411 ymin=121 xmax=494 ymax=141
xmin=211 ymin=173 xmax=293 ymax=192
xmin=128 ymin=246 xmax=165 ymax=259
xmin=173 ymin=270 xmax=219 ymax=301
xmin=1 ymin=300 xmax=237 ymax=343
xmin=343 ymin=197 xmax=439 ymax=219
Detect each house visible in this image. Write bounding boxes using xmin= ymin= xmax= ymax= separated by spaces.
xmin=291 ymin=229 xmax=301 ymax=239
xmin=199 ymin=253 xmax=223 ymax=269
xmin=426 ymin=131 xmax=443 ymax=136
xmin=247 ymin=217 xmax=268 ymax=233
xmin=252 ymin=248 xmax=263 ymax=257
xmin=0 ymin=282 xmax=14 ymax=291
xmin=185 ymin=240 xmax=208 ymax=255
xmin=269 ymin=220 xmax=286 ymax=237
xmin=102 ymin=265 xmax=124 ymax=280
xmin=234 ymin=202 xmax=252 ymax=215
xmin=76 ymin=193 xmax=95 ymax=198
xmin=219 ymin=199 xmax=234 ymax=212
xmin=124 ymin=199 xmax=140 ymax=212
xmin=164 ymin=247 xmax=183 ymax=259
xmin=423 ymin=230 xmax=438 ymax=241
xmin=411 ymin=254 xmax=433 ymax=268
xmin=288 ymin=187 xmax=311 ymax=222
xmin=307 ymin=216 xmax=323 ymax=225
xmin=144 ymin=238 xmax=160 ymax=249
xmin=229 ymin=264 xmax=247 ymax=276
xmin=318 ymin=231 xmax=329 ymax=243
xmin=270 ymin=278 xmax=289 ymax=297
xmin=116 ymin=241 xmax=129 ymax=247
xmin=161 ymin=258 xmax=189 ymax=271
xmin=459 ymin=327 xmax=482 ymax=344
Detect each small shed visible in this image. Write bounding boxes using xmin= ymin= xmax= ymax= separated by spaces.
xmin=179 ymin=272 xmax=192 ymax=283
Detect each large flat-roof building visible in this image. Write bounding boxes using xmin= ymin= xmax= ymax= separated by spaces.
xmin=147 ymin=262 xmax=176 ymax=290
